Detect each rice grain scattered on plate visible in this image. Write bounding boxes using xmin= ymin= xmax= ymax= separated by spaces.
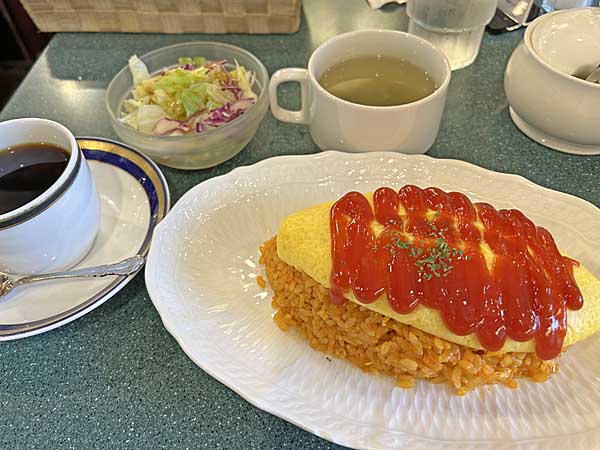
xmin=259 ymin=237 xmax=558 ymax=395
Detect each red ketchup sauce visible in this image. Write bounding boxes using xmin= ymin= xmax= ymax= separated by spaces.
xmin=330 ymin=186 xmax=583 ymax=360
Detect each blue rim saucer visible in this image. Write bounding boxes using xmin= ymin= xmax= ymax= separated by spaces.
xmin=0 ymin=137 xmax=170 ymax=339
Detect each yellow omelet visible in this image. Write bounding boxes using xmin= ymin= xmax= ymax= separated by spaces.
xmin=276 ymin=196 xmax=600 ymax=354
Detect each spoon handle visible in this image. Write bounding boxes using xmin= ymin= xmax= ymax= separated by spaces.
xmin=16 ymin=255 xmax=145 ymax=287
xmin=586 ymin=64 xmax=600 ymax=83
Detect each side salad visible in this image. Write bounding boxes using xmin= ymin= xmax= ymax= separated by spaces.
xmin=120 ymin=55 xmax=257 ymax=136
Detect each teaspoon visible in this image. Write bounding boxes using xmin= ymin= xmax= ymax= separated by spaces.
xmin=0 ymin=255 xmax=145 ymax=298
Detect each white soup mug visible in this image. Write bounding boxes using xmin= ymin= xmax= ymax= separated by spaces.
xmin=269 ymin=29 xmax=451 ymax=154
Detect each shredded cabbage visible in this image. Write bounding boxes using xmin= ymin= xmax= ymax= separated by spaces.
xmin=119 ymin=55 xmax=257 ymax=136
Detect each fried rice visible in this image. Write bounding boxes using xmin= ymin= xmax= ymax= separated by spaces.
xmin=259 ymin=236 xmax=558 ymax=395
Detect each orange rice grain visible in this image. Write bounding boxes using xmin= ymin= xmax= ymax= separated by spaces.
xmin=256 ymin=275 xmax=267 ymax=289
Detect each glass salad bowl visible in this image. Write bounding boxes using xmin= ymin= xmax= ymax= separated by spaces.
xmin=106 ymin=42 xmax=269 ymax=169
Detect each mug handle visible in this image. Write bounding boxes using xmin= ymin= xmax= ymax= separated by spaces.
xmin=269 ymin=68 xmax=310 ymax=124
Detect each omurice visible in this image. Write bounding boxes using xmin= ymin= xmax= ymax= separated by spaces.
xmin=259 ymin=185 xmax=600 ymax=395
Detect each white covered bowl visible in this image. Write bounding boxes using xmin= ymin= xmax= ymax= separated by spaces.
xmin=504 ymin=8 xmax=600 ymax=155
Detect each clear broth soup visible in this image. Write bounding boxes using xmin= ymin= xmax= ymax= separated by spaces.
xmin=318 ymin=55 xmax=436 ymax=107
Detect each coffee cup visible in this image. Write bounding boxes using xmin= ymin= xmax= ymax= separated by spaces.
xmin=0 ymin=118 xmax=100 ymax=274
xmin=269 ymin=29 xmax=451 ymax=154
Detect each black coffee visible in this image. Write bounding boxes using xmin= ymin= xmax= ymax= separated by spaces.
xmin=0 ymin=142 xmax=69 ymax=215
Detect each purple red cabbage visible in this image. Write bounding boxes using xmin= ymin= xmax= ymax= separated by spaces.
xmin=196 ymin=98 xmax=256 ymax=131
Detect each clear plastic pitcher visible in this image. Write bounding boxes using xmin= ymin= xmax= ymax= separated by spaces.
xmin=407 ymin=0 xmax=499 ymax=70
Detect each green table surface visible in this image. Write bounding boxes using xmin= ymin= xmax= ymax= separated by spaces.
xmin=1 ymin=1 xmax=599 ymax=448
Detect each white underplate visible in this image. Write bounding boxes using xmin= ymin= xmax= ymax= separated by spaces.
xmin=146 ymin=151 xmax=600 ymax=450
xmin=510 ymin=107 xmax=600 ymax=156
xmin=0 ymin=138 xmax=169 ymax=339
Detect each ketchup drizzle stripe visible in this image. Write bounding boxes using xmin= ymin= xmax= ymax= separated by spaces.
xmin=330 ymin=186 xmax=583 ymax=360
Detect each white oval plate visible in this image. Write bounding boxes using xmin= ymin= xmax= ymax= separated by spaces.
xmin=146 ymin=151 xmax=600 ymax=450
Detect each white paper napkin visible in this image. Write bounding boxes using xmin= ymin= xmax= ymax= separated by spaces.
xmin=367 ymin=0 xmax=406 ymax=9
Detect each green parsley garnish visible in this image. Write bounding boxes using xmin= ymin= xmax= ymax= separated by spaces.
xmin=380 ymin=213 xmax=468 ymax=281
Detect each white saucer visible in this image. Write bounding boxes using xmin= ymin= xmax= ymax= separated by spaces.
xmin=509 ymin=107 xmax=600 ymax=156
xmin=0 ymin=137 xmax=170 ymax=340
